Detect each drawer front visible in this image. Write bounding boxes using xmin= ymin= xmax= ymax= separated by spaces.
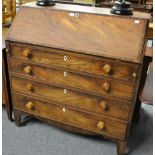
xmin=12 ymin=93 xmax=128 ymax=140
xmin=11 ymin=45 xmax=138 ymax=82
xmin=11 ymin=76 xmax=131 ymax=120
xmin=10 ymin=58 xmax=134 ymax=100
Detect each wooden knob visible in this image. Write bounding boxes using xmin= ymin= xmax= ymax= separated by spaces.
xmin=26 ymin=83 xmax=33 ymax=91
xmin=97 ymin=121 xmax=105 ymax=130
xmin=24 ymin=66 xmax=32 ymax=74
xmin=22 ymin=49 xmax=31 ymax=57
xmin=25 ymin=101 xmax=34 ymax=110
xmin=100 ymin=101 xmax=107 ymax=110
xmin=102 ymin=64 xmax=112 ymax=74
xmin=102 ymin=82 xmax=111 ymax=93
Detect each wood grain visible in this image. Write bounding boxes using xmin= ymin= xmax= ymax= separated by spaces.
xmin=117 ymin=141 xmax=127 ymax=155
xmin=10 ymin=58 xmax=135 ymax=100
xmin=5 ymin=3 xmax=149 ymax=154
xmin=11 ymin=76 xmax=131 ymax=120
xmin=12 ymin=92 xmax=128 ymax=140
xmin=11 ymin=44 xmax=139 ymax=82
xmin=7 ymin=5 xmax=148 ymax=63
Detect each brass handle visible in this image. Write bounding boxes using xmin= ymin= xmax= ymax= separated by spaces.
xmin=25 ymin=101 xmax=34 ymax=110
xmin=22 ymin=49 xmax=31 ymax=57
xmin=102 ymin=82 xmax=111 ymax=93
xmin=100 ymin=101 xmax=107 ymax=111
xmin=26 ymin=83 xmax=33 ymax=91
xmin=23 ymin=66 xmax=32 ymax=74
xmin=97 ymin=121 xmax=105 ymax=130
xmin=102 ymin=64 xmax=112 ymax=74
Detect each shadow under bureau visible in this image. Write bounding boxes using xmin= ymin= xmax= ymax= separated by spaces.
xmin=5 ymin=2 xmax=150 ymax=155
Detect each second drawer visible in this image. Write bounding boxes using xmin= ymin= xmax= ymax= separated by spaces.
xmin=11 ymin=44 xmax=138 ymax=82
xmin=11 ymin=76 xmax=131 ymax=120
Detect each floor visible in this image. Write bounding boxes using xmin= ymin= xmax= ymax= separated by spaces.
xmin=2 ymin=103 xmax=153 ymax=155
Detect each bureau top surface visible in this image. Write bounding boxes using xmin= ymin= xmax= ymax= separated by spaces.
xmin=6 ymin=2 xmax=150 ymax=63
xmin=22 ymin=2 xmax=150 ymax=19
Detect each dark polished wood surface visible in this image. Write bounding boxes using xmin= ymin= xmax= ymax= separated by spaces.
xmin=9 ymin=58 xmax=135 ymax=100
xmin=7 ymin=3 xmax=150 ymax=63
xmin=2 ymin=47 xmax=13 ymax=121
xmin=6 ymin=3 xmax=150 ymax=155
xmin=11 ymin=76 xmax=131 ymax=120
xmin=11 ymin=44 xmax=139 ymax=82
xmin=13 ymin=92 xmax=128 ymax=140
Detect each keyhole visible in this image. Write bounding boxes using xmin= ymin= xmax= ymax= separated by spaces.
xmin=64 ymin=71 xmax=67 ymax=77
xmin=64 ymin=55 xmax=67 ymax=61
xmin=62 ymin=107 xmax=66 ymax=112
xmin=64 ymin=89 xmax=67 ymax=94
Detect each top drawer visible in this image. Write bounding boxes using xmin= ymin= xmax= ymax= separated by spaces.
xmin=11 ymin=44 xmax=139 ymax=83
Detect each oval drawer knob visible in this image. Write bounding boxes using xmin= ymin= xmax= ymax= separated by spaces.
xmin=102 ymin=82 xmax=111 ymax=93
xmin=22 ymin=49 xmax=31 ymax=57
xmin=26 ymin=83 xmax=33 ymax=91
xmin=26 ymin=101 xmax=34 ymax=110
xmin=97 ymin=121 xmax=105 ymax=130
xmin=24 ymin=66 xmax=32 ymax=74
xmin=102 ymin=64 xmax=112 ymax=74
xmin=100 ymin=101 xmax=107 ymax=110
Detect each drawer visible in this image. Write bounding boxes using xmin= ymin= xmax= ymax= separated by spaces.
xmin=12 ymin=93 xmax=128 ymax=140
xmin=11 ymin=76 xmax=131 ymax=120
xmin=11 ymin=45 xmax=138 ymax=82
xmin=10 ymin=58 xmax=134 ymax=100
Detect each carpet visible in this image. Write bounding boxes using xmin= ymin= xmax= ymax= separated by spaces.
xmin=2 ymin=103 xmax=153 ymax=155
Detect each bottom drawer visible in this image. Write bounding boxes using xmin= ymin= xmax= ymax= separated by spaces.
xmin=12 ymin=93 xmax=128 ymax=140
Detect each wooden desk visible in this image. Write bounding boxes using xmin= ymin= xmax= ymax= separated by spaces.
xmin=5 ymin=3 xmax=150 ymax=155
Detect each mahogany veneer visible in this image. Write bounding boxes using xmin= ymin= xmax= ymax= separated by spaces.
xmin=6 ymin=2 xmax=150 ymax=155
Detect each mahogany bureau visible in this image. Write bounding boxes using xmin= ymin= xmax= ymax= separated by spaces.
xmin=5 ymin=2 xmax=150 ymax=155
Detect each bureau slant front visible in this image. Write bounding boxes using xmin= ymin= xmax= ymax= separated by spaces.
xmin=6 ymin=2 xmax=150 ymax=155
